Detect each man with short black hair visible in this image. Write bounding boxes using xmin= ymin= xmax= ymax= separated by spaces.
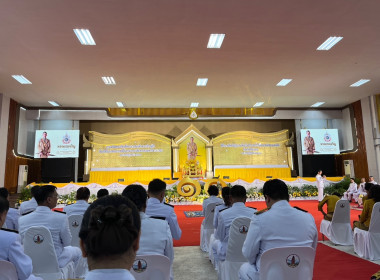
xmin=202 ymin=184 xmax=223 ymax=215
xmin=239 ymin=179 xmax=318 ymax=280
xmin=64 ymin=187 xmax=90 ymax=216
xmin=19 ymin=185 xmax=39 ymax=215
xmin=145 ymin=179 xmax=182 ymax=240
xmin=0 ymin=187 xmax=20 ymax=230
xmin=19 ymin=185 xmax=86 ymax=278
xmin=96 ymin=188 xmax=109 ymax=199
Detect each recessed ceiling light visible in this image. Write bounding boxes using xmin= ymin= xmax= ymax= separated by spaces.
xmin=276 ymin=79 xmax=292 ymax=86
xmin=190 ymin=102 xmax=199 ymax=108
xmin=311 ymin=102 xmax=325 ymax=107
xmin=197 ymin=78 xmax=208 ymax=86
xmin=207 ymin=34 xmax=225 ymax=48
xmin=102 ymin=76 xmax=116 ymax=85
xmin=317 ymin=36 xmax=343 ymax=51
xmin=253 ymin=102 xmax=264 ymax=107
xmin=116 ymin=102 xmax=124 ymax=108
xmin=73 ymin=29 xmax=96 ymax=45
xmin=48 ymin=101 xmax=60 ymax=107
xmin=12 ymin=75 xmax=32 ymax=84
xmin=350 ymin=79 xmax=370 ymax=87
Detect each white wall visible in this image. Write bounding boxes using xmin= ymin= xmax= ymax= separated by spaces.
xmin=17 ymin=107 xmax=38 ymax=157
xmin=0 ymin=94 xmax=10 ymax=187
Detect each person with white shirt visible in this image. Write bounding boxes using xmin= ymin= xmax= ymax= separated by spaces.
xmin=353 ymin=178 xmax=366 ymax=203
xmin=79 ymin=195 xmax=140 ymax=280
xmin=18 ymin=185 xmax=86 ymax=278
xmin=316 ymin=170 xmax=324 ymax=201
xmin=145 ymin=179 xmax=182 ymax=240
xmin=19 ymin=186 xmax=39 ymax=215
xmin=239 ymin=179 xmax=318 ymax=280
xmin=122 ymin=184 xmax=174 ymax=279
xmin=212 ymin=185 xmax=256 ymax=265
xmin=369 ymin=176 xmax=377 ymax=185
xmin=213 ymin=187 xmax=231 ymax=229
xmin=0 ymin=188 xmax=20 ymax=230
xmin=64 ymin=187 xmax=90 ymax=216
xmin=343 ymin=178 xmax=358 ymax=201
xmin=202 ymin=185 xmax=223 ymax=215
xmin=0 ymin=197 xmax=42 ymax=280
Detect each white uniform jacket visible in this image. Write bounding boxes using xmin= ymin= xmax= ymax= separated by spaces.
xmin=19 ymin=198 xmax=38 ymax=215
xmin=213 ymin=203 xmax=229 ymax=229
xmin=137 ymin=212 xmax=174 ymax=264
xmin=64 ymin=200 xmax=90 ymax=216
xmin=202 ymin=196 xmax=223 ymax=215
xmin=5 ymin=208 xmax=20 ymax=231
xmin=240 ymin=200 xmax=318 ymax=279
xmin=85 ymin=269 xmax=135 ymax=280
xmin=146 ymin=198 xmax=182 ymax=240
xmin=0 ymin=229 xmax=42 ymax=280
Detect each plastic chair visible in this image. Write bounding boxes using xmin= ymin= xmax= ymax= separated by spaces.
xmin=0 ymin=260 xmax=18 ymax=280
xmin=130 ymin=255 xmax=171 ymax=280
xmin=259 ymin=246 xmax=316 ymax=280
xmin=200 ymin=202 xmax=219 ymax=252
xmin=320 ymin=200 xmax=353 ymax=245
xmin=68 ymin=215 xmax=83 ymax=247
xmin=354 ymin=202 xmax=380 ymax=260
xmin=23 ymin=226 xmax=74 ymax=280
xmin=218 ymin=217 xmax=251 ymax=280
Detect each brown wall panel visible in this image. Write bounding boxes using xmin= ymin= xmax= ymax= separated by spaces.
xmin=4 ymin=99 xmax=41 ymax=193
xmin=335 ymin=101 xmax=369 ymax=179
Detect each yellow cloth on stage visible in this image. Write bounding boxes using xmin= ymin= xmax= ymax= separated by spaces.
xmin=89 ymin=170 xmax=171 ymax=183
xmin=214 ymin=168 xmax=291 ymax=181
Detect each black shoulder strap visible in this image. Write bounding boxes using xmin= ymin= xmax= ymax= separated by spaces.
xmin=1 ymin=228 xmax=19 ymax=234
xmin=150 ymin=216 xmax=166 ymax=220
xmin=293 ymin=206 xmax=308 ymax=213
xmin=53 ymin=209 xmax=66 ymax=214
xmin=22 ymin=210 xmax=34 ymax=216
xmin=164 ymin=203 xmax=174 ymax=208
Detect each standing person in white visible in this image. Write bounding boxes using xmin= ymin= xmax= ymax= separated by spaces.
xmin=0 ymin=197 xmax=42 ymax=280
xmin=19 ymin=186 xmax=39 ymax=215
xmin=64 ymin=187 xmax=90 ymax=216
xmin=18 ymin=185 xmax=86 ymax=278
xmin=239 ymin=179 xmax=318 ymax=280
xmin=316 ymin=170 xmax=324 ymax=201
xmin=146 ymin=179 xmax=182 ymax=240
xmin=202 ymin=185 xmax=223 ymax=215
xmin=122 ymin=184 xmax=174 ymax=279
xmin=343 ymin=178 xmax=358 ymax=201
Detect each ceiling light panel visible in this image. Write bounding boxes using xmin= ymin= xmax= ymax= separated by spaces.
xmin=207 ymin=34 xmax=225 ymax=48
xmin=48 ymin=101 xmax=60 ymax=107
xmin=196 ymin=78 xmax=208 ymax=86
xmin=102 ymin=76 xmax=116 ymax=85
xmin=190 ymin=102 xmax=199 ymax=108
xmin=253 ymin=102 xmax=264 ymax=107
xmin=310 ymin=102 xmax=325 ymax=107
xmin=276 ymin=79 xmax=292 ymax=86
xmin=12 ymin=75 xmax=32 ymax=84
xmin=317 ymin=36 xmax=343 ymax=51
xmin=73 ymin=29 xmax=96 ymax=45
xmin=116 ymin=102 xmax=124 ymax=108
xmin=350 ymin=79 xmax=370 ymax=87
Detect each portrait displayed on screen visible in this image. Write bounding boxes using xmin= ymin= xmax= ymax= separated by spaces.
xmin=300 ymin=129 xmax=340 ymax=155
xmin=34 ymin=130 xmax=79 ymax=158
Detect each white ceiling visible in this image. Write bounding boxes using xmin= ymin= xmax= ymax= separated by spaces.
xmin=1 ymin=0 xmax=380 ymax=109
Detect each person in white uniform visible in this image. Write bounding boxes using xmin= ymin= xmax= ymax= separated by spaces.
xmin=213 ymin=187 xmax=231 ymax=229
xmin=353 ymin=178 xmax=366 ymax=203
xmin=0 ymin=197 xmax=42 ymax=280
xmin=369 ymin=176 xmax=377 ymax=185
xmin=0 ymin=188 xmax=20 ymax=230
xmin=79 ymin=195 xmax=140 ymax=280
xmin=316 ymin=170 xmax=324 ymax=201
xmin=64 ymin=187 xmax=90 ymax=216
xmin=19 ymin=186 xmax=39 ymax=215
xmin=18 ymin=185 xmax=86 ymax=278
xmin=239 ymin=179 xmax=318 ymax=280
xmin=212 ymin=185 xmax=256 ymax=264
xmin=146 ymin=179 xmax=182 ymax=240
xmin=123 ymin=184 xmax=174 ymax=279
xmin=343 ymin=178 xmax=358 ymax=201
xmin=202 ymin=185 xmax=223 ymax=215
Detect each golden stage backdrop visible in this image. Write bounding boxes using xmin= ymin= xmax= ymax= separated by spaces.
xmin=88 ymin=131 xmax=171 ymax=182
xmin=212 ymin=130 xmax=291 ymax=179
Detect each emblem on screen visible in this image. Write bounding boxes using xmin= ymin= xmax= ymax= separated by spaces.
xmin=62 ymin=133 xmax=71 ymax=144
xmin=324 ymin=132 xmax=332 ymax=142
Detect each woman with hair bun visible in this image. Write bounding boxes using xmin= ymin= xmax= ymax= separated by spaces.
xmin=79 ymin=195 xmax=141 ymax=279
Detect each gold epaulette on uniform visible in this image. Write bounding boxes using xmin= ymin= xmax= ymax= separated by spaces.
xmin=255 ymin=207 xmax=270 ymax=215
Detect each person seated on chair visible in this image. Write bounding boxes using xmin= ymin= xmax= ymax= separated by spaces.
xmin=213 ymin=187 xmax=231 ymax=229
xmin=79 ymin=194 xmax=140 ymax=280
xmin=353 ymin=178 xmax=366 ymax=204
xmin=96 ymin=189 xmax=109 ymax=199
xmin=19 ymin=186 xmax=39 ymax=216
xmin=0 ymin=188 xmax=20 ymax=231
xmin=145 ymin=179 xmax=182 ymax=240
xmin=239 ymin=179 xmax=318 ymax=280
xmin=360 ymin=182 xmax=374 ymax=206
xmin=318 ymin=192 xmax=341 ymax=221
xmin=202 ymin=185 xmax=223 ymax=215
xmin=369 ymin=176 xmax=377 ymax=185
xmin=353 ymin=185 xmax=380 ymax=231
xmin=0 ymin=197 xmax=42 ymax=280
xmin=18 ymin=185 xmax=86 ymax=278
xmin=64 ymin=187 xmax=90 ymax=216
xmin=122 ymin=184 xmax=174 ymax=279
xmin=343 ymin=178 xmax=357 ymax=202
xmin=212 ymin=185 xmax=256 ymax=264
